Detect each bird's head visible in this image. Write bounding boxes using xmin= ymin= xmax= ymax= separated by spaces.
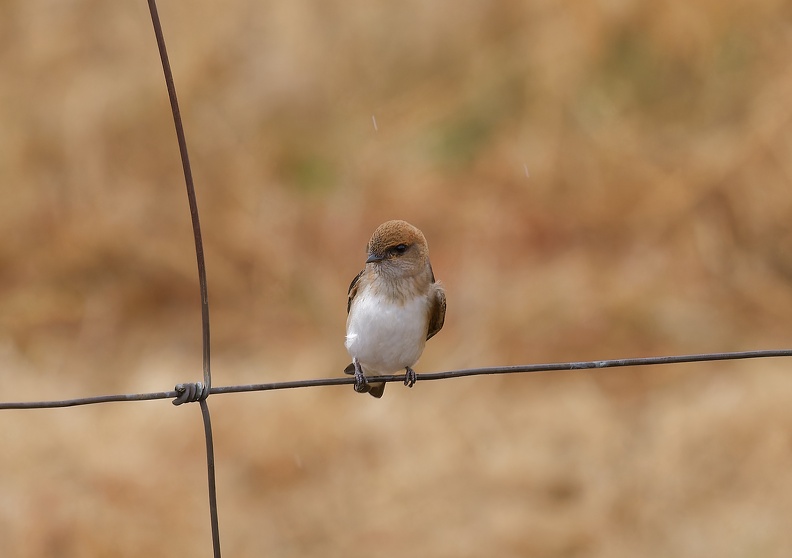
xmin=365 ymin=220 xmax=430 ymax=278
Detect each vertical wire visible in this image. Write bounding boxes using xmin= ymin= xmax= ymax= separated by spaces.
xmin=146 ymin=0 xmax=211 ymax=392
xmin=201 ymin=400 xmax=222 ymax=558
xmin=145 ymin=1 xmax=220 ymax=556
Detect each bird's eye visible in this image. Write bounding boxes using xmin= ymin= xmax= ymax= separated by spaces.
xmin=392 ymin=244 xmax=409 ymax=255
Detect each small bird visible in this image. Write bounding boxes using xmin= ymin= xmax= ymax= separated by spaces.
xmin=344 ymin=220 xmax=446 ymax=398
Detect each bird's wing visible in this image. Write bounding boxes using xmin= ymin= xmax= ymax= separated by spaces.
xmin=426 ymin=281 xmax=446 ymax=341
xmin=347 ymin=269 xmax=363 ymax=314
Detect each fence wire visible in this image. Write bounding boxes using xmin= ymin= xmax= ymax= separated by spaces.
xmin=3 ymin=2 xmax=792 ymax=558
xmin=3 ymin=349 xmax=792 ymax=412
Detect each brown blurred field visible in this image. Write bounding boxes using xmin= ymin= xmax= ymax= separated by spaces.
xmin=2 ymin=0 xmax=792 ymax=556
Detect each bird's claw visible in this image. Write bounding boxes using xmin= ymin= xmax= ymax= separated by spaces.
xmin=404 ymin=367 xmax=417 ymax=388
xmin=352 ymin=359 xmax=370 ymax=394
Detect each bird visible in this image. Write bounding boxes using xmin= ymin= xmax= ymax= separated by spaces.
xmin=344 ymin=220 xmax=446 ymax=398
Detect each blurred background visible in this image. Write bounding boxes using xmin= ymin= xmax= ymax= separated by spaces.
xmin=2 ymin=0 xmax=792 ymax=556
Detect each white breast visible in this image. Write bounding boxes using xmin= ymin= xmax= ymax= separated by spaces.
xmin=345 ymin=285 xmax=429 ymax=375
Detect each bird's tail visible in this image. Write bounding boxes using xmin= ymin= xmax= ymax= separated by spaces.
xmin=367 ymin=382 xmax=385 ymax=398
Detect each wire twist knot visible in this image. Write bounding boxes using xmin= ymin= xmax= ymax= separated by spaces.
xmin=173 ymin=382 xmax=210 ymax=405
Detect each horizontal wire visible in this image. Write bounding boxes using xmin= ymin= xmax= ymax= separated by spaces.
xmin=0 ymin=391 xmax=179 ymax=409
xmin=1 ymin=348 xmax=790 ymax=411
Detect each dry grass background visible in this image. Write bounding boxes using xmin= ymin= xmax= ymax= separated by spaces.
xmin=2 ymin=0 xmax=792 ymax=556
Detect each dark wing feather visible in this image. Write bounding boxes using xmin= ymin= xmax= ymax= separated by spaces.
xmin=344 ymin=271 xmax=364 ymax=377
xmin=426 ymin=282 xmax=446 ymax=341
xmin=347 ymin=270 xmax=363 ymax=314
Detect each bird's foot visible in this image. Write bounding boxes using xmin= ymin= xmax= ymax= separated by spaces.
xmin=404 ymin=367 xmax=417 ymax=388
xmin=352 ymin=359 xmax=370 ymax=394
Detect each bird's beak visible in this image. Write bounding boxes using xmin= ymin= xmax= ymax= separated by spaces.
xmin=366 ymin=252 xmax=385 ymax=264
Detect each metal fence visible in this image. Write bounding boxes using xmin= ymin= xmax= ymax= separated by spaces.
xmin=2 ymin=2 xmax=791 ymax=557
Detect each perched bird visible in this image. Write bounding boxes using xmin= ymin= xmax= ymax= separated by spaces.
xmin=344 ymin=220 xmax=446 ymax=398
